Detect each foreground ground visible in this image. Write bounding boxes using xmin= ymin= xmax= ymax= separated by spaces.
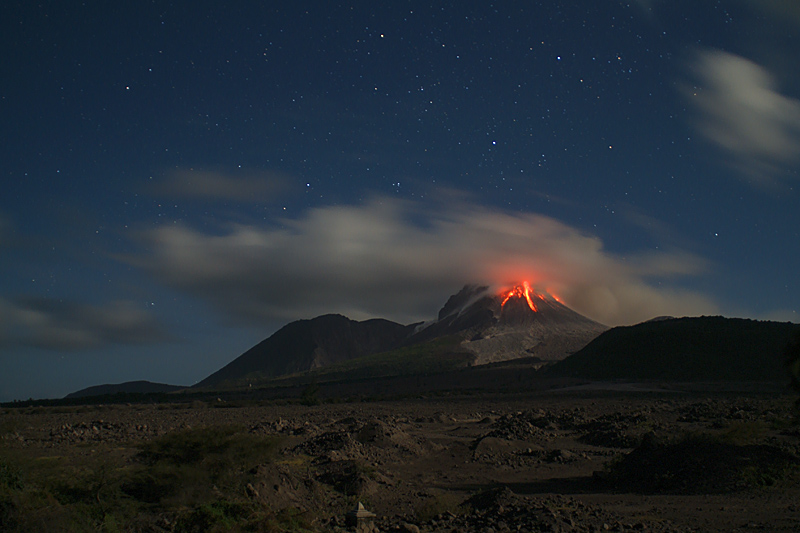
xmin=2 ymin=386 xmax=799 ymax=531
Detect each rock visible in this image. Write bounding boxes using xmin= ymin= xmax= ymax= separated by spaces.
xmin=398 ymin=522 xmax=420 ymax=533
xmin=316 ymin=459 xmax=378 ymax=496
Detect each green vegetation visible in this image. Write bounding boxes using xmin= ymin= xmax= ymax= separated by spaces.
xmin=280 ymin=336 xmax=473 ymax=386
xmin=0 ymin=425 xmax=301 ymax=532
xmin=0 ymin=413 xmax=24 ymax=436
xmin=124 ymin=425 xmax=280 ymax=506
xmin=719 ymin=420 xmax=768 ymax=445
xmin=299 ymin=383 xmax=321 ymax=406
xmin=198 ymin=336 xmax=474 ymax=396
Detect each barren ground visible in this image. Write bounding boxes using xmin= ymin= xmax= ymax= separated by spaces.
xmin=2 ymin=388 xmax=799 ymax=532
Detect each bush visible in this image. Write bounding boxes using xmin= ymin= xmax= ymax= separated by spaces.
xmin=602 ymin=432 xmax=800 ymax=494
xmin=720 ymin=421 xmax=767 ymax=445
xmin=0 ymin=424 xmax=286 ymax=531
xmin=173 ymin=500 xmax=251 ymax=532
xmin=0 ymin=461 xmax=22 ymax=491
xmin=264 ymin=507 xmax=315 ymax=532
xmin=123 ymin=425 xmax=280 ymax=506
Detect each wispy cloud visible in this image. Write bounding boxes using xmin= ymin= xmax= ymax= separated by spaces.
xmin=152 ymin=169 xmax=291 ymax=203
xmin=130 ymin=196 xmax=719 ymax=326
xmin=687 ymin=49 xmax=800 ymax=185
xmin=0 ymin=298 xmax=170 ymax=351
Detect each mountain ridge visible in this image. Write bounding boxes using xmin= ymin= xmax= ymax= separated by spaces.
xmin=548 ymin=316 xmax=800 ymax=382
xmin=65 ymin=380 xmax=184 ymax=399
xmin=196 ymin=283 xmax=608 ymax=389
xmin=195 ymin=313 xmax=415 ymax=389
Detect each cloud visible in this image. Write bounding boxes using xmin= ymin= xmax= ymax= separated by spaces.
xmin=687 ymin=49 xmax=800 ymax=185
xmin=130 ymin=196 xmax=719 ymax=326
xmin=152 ymin=169 xmax=290 ymax=202
xmin=0 ymin=298 xmax=170 ymax=351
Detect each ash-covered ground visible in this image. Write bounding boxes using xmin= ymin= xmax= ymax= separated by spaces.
xmin=2 ymin=390 xmax=799 ymax=532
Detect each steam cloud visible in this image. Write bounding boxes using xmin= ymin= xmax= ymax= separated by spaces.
xmin=0 ymin=298 xmax=169 ymax=351
xmin=688 ymin=49 xmax=800 ymax=185
xmin=133 ymin=196 xmax=719 ymax=326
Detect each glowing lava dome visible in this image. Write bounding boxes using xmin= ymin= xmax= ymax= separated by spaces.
xmin=499 ymin=281 xmax=544 ymax=312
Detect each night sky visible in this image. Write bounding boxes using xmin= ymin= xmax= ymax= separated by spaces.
xmin=2 ymin=1 xmax=799 ymax=401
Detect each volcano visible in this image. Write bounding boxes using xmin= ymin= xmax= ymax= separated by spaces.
xmin=195 ymin=283 xmax=608 ymax=389
xmin=409 ymin=283 xmax=608 ymax=366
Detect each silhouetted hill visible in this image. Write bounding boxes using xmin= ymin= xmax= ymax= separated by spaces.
xmin=548 ymin=316 xmax=800 ymax=381
xmin=196 ymin=314 xmax=415 ymax=389
xmin=66 ymin=380 xmax=184 ymax=398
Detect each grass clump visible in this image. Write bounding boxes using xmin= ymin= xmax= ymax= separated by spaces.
xmin=173 ymin=500 xmax=252 ymax=532
xmin=124 ymin=425 xmax=280 ymax=506
xmin=719 ymin=420 xmax=767 ymax=445
xmin=0 ymin=460 xmax=23 ymax=491
xmin=263 ymin=507 xmax=316 ymax=532
xmin=0 ymin=425 xmax=284 ymax=532
xmin=0 ymin=453 xmax=133 ymax=532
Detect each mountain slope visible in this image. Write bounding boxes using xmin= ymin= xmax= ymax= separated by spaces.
xmin=196 ymin=314 xmax=414 ymax=389
xmin=410 ymin=284 xmax=608 ymax=365
xmin=548 ymin=316 xmax=800 ymax=381
xmin=195 ymin=284 xmax=607 ymax=390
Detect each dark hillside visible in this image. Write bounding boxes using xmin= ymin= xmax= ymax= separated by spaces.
xmin=548 ymin=316 xmax=800 ymax=382
xmin=66 ymin=381 xmax=184 ymax=398
xmin=196 ymin=314 xmax=414 ymax=389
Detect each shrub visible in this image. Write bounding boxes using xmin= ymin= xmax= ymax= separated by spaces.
xmin=173 ymin=500 xmax=252 ymax=532
xmin=0 ymin=461 xmax=22 ymax=491
xmin=602 ymin=432 xmax=800 ymax=494
xmin=123 ymin=425 xmax=280 ymax=507
xmin=264 ymin=507 xmax=315 ymax=532
xmin=720 ymin=421 xmax=767 ymax=445
xmin=300 ymin=383 xmax=321 ymax=406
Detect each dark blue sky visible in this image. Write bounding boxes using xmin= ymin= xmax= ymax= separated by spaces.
xmin=2 ymin=1 xmax=799 ymax=401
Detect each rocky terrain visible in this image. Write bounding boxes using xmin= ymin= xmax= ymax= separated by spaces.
xmin=2 ymin=388 xmax=799 ymax=531
xmin=407 ymin=284 xmax=608 ymax=367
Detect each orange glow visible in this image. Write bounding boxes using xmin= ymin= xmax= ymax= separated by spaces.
xmin=546 ymin=288 xmax=564 ymax=304
xmin=500 ymin=281 xmax=538 ymax=312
